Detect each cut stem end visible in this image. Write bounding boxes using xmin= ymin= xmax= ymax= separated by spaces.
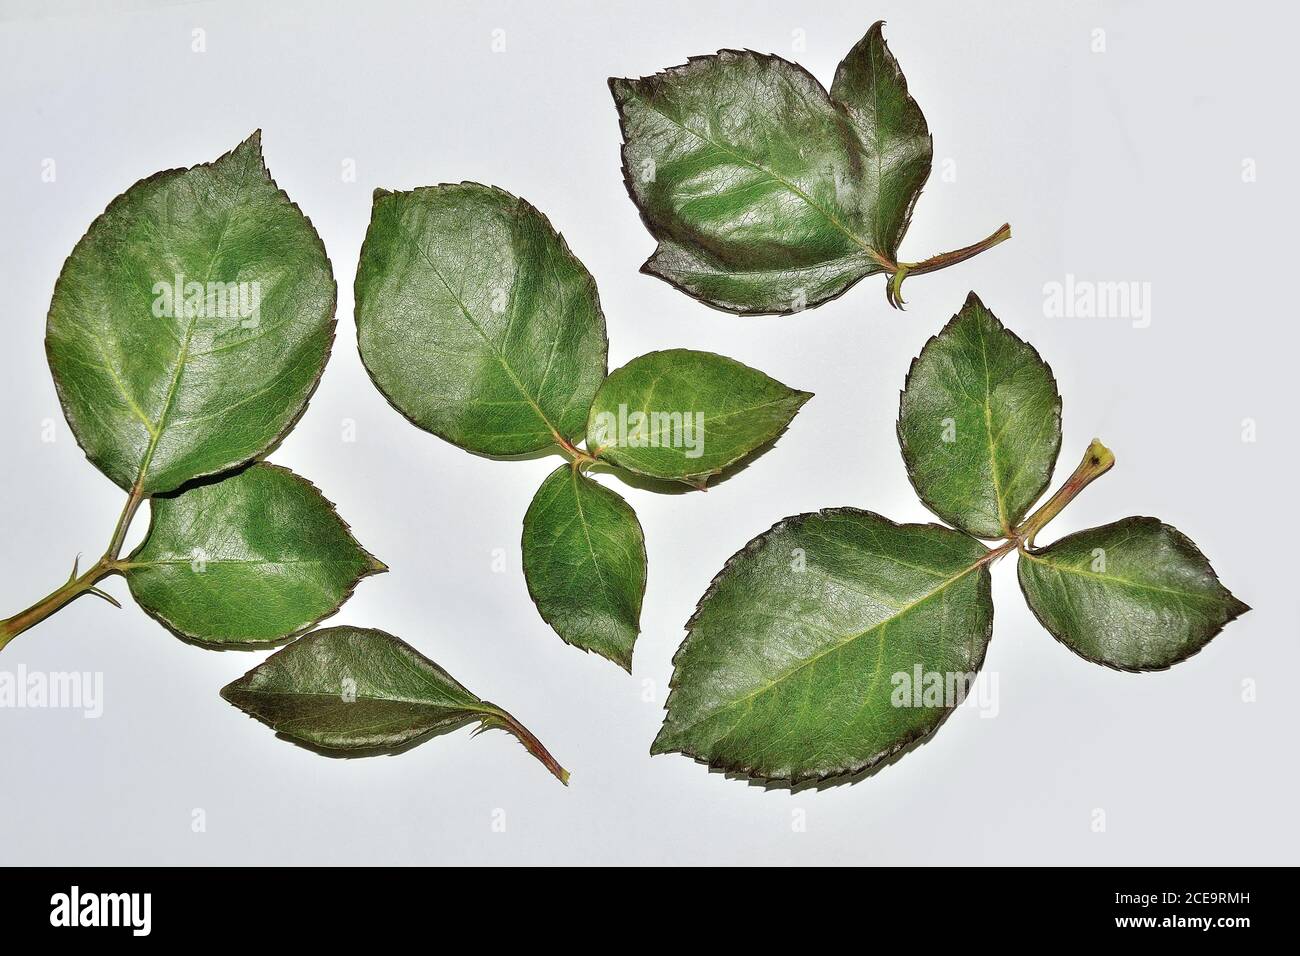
xmin=1016 ymin=439 xmax=1116 ymax=548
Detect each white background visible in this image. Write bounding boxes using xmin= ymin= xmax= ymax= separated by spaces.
xmin=0 ymin=0 xmax=1293 ymax=865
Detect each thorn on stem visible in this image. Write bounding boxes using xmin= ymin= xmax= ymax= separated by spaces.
xmin=87 ymin=587 xmax=122 ymax=609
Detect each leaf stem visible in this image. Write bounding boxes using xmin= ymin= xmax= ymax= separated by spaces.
xmin=0 ymin=557 xmax=123 ymax=652
xmin=553 ymin=432 xmax=598 ymax=468
xmin=1015 ymin=439 xmax=1116 ymax=548
xmin=106 ymin=483 xmax=146 ymax=560
xmin=0 ymin=487 xmax=144 ymax=652
xmin=482 ymin=704 xmax=571 ymax=785
xmin=888 ymin=223 xmax=1012 ymax=308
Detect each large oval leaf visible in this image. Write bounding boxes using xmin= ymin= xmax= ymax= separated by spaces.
xmin=586 ymin=349 xmax=811 ymax=487
xmin=522 ymin=465 xmax=646 ymax=670
xmin=898 ymin=293 xmax=1061 ymax=539
xmin=125 ymin=463 xmax=382 ymax=645
xmin=46 ymin=132 xmax=336 ymax=494
xmin=222 ymin=626 xmax=569 ymax=783
xmin=1018 ymin=517 xmax=1248 ymax=671
xmin=355 ymin=184 xmax=607 ymax=456
xmin=611 ymin=22 xmax=1002 ymax=314
xmin=654 ymin=509 xmax=993 ymax=783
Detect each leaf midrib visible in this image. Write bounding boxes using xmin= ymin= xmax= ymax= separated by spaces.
xmin=567 ymin=470 xmax=624 ymax=620
xmin=686 ymin=558 xmax=984 ymax=738
xmin=229 ymin=686 xmax=489 ymax=712
xmin=389 ymin=213 xmax=562 ymax=443
xmin=635 ymin=96 xmax=895 ymax=271
xmin=1022 ymin=549 xmax=1222 ymax=604
xmin=132 ymin=145 xmax=257 ymax=490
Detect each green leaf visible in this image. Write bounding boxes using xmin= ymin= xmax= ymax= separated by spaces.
xmin=46 ymin=132 xmax=336 ymax=494
xmin=610 ymin=22 xmax=1005 ymax=314
xmin=522 ymin=465 xmax=646 ymax=670
xmin=124 ymin=463 xmax=383 ymax=645
xmin=355 ymin=183 xmax=607 ymax=456
xmin=829 ymin=21 xmax=932 ymax=259
xmin=586 ymin=349 xmax=811 ymax=487
xmin=222 ymin=626 xmax=569 ymax=783
xmin=654 ymin=509 xmax=993 ymax=783
xmin=898 ymin=292 xmax=1061 ymax=539
xmin=1018 ymin=517 xmax=1249 ymax=671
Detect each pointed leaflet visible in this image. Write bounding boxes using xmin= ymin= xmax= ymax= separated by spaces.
xmin=654 ymin=509 xmax=993 ymax=783
xmin=46 ymin=132 xmax=336 ymax=494
xmin=124 ymin=463 xmax=382 ymax=645
xmin=1018 ymin=518 xmax=1248 ymax=671
xmin=355 ymin=184 xmax=607 ymax=456
xmin=522 ymin=466 xmax=646 ymax=670
xmin=829 ymin=21 xmax=932 ymax=260
xmin=587 ymin=349 xmax=811 ymax=486
xmin=610 ymin=22 xmax=1004 ymax=314
xmin=222 ymin=626 xmax=569 ymax=783
xmin=899 ymin=293 xmax=1062 ymax=539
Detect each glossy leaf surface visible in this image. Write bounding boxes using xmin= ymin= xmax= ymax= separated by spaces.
xmin=899 ymin=293 xmax=1061 ymax=538
xmin=587 ymin=349 xmax=810 ymax=486
xmin=522 ymin=465 xmax=646 ymax=670
xmin=1018 ymin=517 xmax=1248 ymax=671
xmin=222 ymin=626 xmax=569 ymax=783
xmin=356 ymin=183 xmax=607 ymax=456
xmin=46 ymin=132 xmax=336 ymax=494
xmin=125 ymin=463 xmax=381 ymax=645
xmin=654 ymin=509 xmax=992 ymax=783
xmin=611 ymin=22 xmax=997 ymax=314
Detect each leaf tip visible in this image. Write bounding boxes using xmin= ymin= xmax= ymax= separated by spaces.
xmin=649 ymin=727 xmax=676 ymax=757
xmin=238 ymin=129 xmax=264 ymax=158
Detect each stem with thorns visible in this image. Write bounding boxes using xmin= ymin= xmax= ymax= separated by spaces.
xmin=0 ymin=485 xmax=144 ymax=652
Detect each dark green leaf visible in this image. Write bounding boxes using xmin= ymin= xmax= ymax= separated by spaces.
xmin=587 ymin=349 xmax=811 ymax=487
xmin=46 ymin=132 xmax=336 ymax=494
xmin=899 ymin=292 xmax=1061 ymax=539
xmin=611 ymin=22 xmax=1001 ymax=314
xmin=124 ymin=463 xmax=382 ymax=645
xmin=1018 ymin=517 xmax=1248 ymax=671
xmin=355 ymin=183 xmax=607 ymax=456
xmin=654 ymin=509 xmax=993 ymax=783
xmin=522 ymin=465 xmax=646 ymax=670
xmin=829 ymin=21 xmax=932 ymax=258
xmin=222 ymin=626 xmax=569 ymax=783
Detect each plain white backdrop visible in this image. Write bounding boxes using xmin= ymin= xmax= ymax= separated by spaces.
xmin=0 ymin=0 xmax=1293 ymax=865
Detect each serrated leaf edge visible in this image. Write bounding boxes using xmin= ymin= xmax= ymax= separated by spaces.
xmin=653 ymin=506 xmax=995 ymax=786
xmin=354 ymin=181 xmax=610 ymax=458
xmin=124 ymin=461 xmax=384 ymax=648
xmin=45 ymin=130 xmax=339 ymax=496
xmin=520 ymin=465 xmax=647 ymax=673
xmin=587 ymin=348 xmax=813 ymax=486
xmin=896 ymin=290 xmax=1063 ymax=539
xmin=1016 ymin=516 xmax=1250 ymax=673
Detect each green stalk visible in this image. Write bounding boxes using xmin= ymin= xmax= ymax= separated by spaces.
xmin=0 ymin=486 xmax=142 ymax=651
xmin=1015 ymin=439 xmax=1116 ymax=548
